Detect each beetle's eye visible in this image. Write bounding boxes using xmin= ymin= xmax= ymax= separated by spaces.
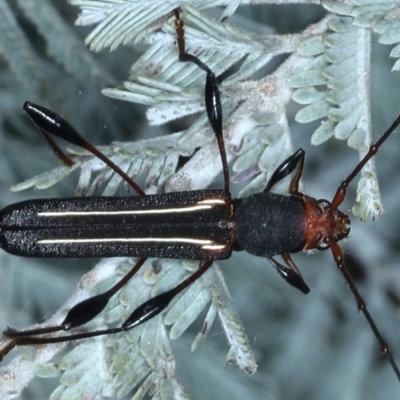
xmin=317 ymin=199 xmax=331 ymax=210
xmin=316 ymin=238 xmax=330 ymax=251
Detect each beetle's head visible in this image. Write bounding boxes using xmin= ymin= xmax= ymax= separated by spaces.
xmin=303 ymin=197 xmax=351 ymax=251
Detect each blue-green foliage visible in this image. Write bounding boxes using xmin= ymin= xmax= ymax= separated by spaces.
xmin=1 ymin=1 xmax=400 ymax=400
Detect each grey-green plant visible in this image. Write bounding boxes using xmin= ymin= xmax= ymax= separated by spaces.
xmin=1 ymin=1 xmax=400 ymax=400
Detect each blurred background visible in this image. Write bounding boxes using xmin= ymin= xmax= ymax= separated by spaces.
xmin=0 ymin=2 xmax=400 ymax=399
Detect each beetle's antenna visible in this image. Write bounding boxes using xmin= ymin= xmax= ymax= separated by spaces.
xmin=331 ymin=113 xmax=400 ymax=210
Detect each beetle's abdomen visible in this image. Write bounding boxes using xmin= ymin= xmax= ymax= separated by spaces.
xmin=233 ymin=192 xmax=306 ymax=257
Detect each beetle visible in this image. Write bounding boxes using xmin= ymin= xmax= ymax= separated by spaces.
xmin=1 ymin=8 xmax=400 ymax=387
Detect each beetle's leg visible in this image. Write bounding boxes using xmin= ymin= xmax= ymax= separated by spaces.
xmin=281 ymin=252 xmax=303 ymax=277
xmin=267 ymin=257 xmax=309 ymax=294
xmin=264 ymin=149 xmax=305 ymax=194
xmin=174 ymin=9 xmax=229 ymax=193
xmin=0 ymin=260 xmax=214 ymax=360
xmin=23 ymin=102 xmax=145 ymax=196
xmin=1 ymin=258 xmax=147 ymax=339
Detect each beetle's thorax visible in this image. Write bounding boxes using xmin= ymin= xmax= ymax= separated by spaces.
xmin=302 ymin=196 xmax=350 ymax=251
